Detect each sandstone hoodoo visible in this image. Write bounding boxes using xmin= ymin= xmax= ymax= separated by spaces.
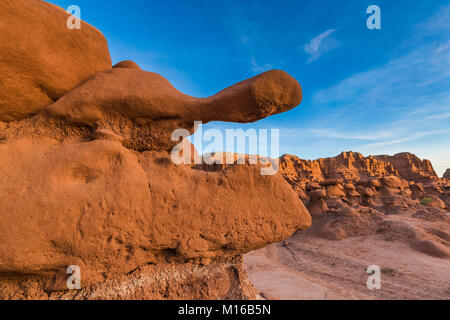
xmin=0 ymin=0 xmax=310 ymax=300
xmin=44 ymin=68 xmax=302 ymax=151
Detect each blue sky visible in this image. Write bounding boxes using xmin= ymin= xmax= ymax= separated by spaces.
xmin=49 ymin=0 xmax=450 ymax=175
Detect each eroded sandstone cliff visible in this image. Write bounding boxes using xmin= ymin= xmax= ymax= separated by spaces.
xmin=278 ymin=151 xmax=449 ymax=259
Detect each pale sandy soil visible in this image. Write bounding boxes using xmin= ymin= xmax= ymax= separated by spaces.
xmin=244 ymin=229 xmax=450 ymax=300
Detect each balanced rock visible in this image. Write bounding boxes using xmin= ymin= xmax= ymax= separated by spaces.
xmin=45 ymin=68 xmax=302 ymax=151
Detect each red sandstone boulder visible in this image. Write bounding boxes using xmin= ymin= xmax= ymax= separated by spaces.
xmin=381 ymin=176 xmax=403 ymax=189
xmin=326 ymin=184 xmax=346 ymax=197
xmin=46 ymin=68 xmax=302 ymax=151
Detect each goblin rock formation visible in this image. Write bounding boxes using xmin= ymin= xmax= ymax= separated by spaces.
xmin=374 ymin=153 xmax=439 ymax=182
xmin=0 ymin=0 xmax=310 ymax=299
xmin=279 ymin=151 xmax=450 ymax=259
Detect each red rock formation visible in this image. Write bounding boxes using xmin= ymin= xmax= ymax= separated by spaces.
xmin=374 ymin=152 xmax=439 ymax=182
xmin=280 ymin=151 xmax=439 ymax=189
xmin=278 ymin=151 xmax=449 ymax=261
xmin=279 ymin=151 xmax=398 ymax=191
xmin=0 ymin=0 xmax=112 ymax=121
xmin=0 ymin=0 xmax=311 ymax=300
xmin=1 ymin=257 xmax=260 ymax=300
xmin=44 ymin=68 xmax=302 ymax=151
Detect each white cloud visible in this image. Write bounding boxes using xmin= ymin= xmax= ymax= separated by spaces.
xmin=304 ymin=29 xmax=337 ymax=63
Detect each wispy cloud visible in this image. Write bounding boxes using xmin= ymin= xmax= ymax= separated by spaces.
xmin=358 ymin=129 xmax=450 ymax=148
xmin=308 ymin=128 xmax=396 ymax=141
xmin=220 ymin=0 xmax=274 ymax=73
xmin=304 ymin=29 xmax=337 ymax=63
xmin=299 ymin=5 xmax=450 ymax=175
xmin=250 ymin=57 xmax=272 ymax=73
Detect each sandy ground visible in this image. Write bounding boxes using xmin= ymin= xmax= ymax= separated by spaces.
xmin=244 ymin=231 xmax=450 ymax=300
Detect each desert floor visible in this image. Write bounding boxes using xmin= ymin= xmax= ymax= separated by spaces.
xmin=244 ymin=222 xmax=450 ymax=300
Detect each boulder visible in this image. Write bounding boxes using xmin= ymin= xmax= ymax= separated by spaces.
xmin=45 ymin=68 xmax=302 ymax=151
xmin=0 ymin=138 xmax=311 ymax=289
xmin=381 ymin=176 xmax=403 ymax=189
xmin=326 ymin=185 xmax=346 ymax=198
xmin=113 ymin=60 xmax=142 ymax=70
xmin=421 ymin=196 xmax=446 ymax=210
xmin=368 ymin=178 xmax=383 ymax=188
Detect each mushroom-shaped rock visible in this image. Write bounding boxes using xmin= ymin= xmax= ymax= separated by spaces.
xmin=46 ymin=69 xmax=302 ymax=151
xmin=309 ymin=188 xmax=327 ymax=199
xmin=368 ymin=178 xmax=383 ymax=188
xmin=307 ymin=190 xmax=328 ymax=216
xmin=344 ymin=183 xmax=356 ymax=190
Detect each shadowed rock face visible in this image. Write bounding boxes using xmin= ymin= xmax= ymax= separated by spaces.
xmin=0 ymin=0 xmax=112 ymax=121
xmin=444 ymin=169 xmax=450 ymax=179
xmin=0 ymin=1 xmax=310 ymax=299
